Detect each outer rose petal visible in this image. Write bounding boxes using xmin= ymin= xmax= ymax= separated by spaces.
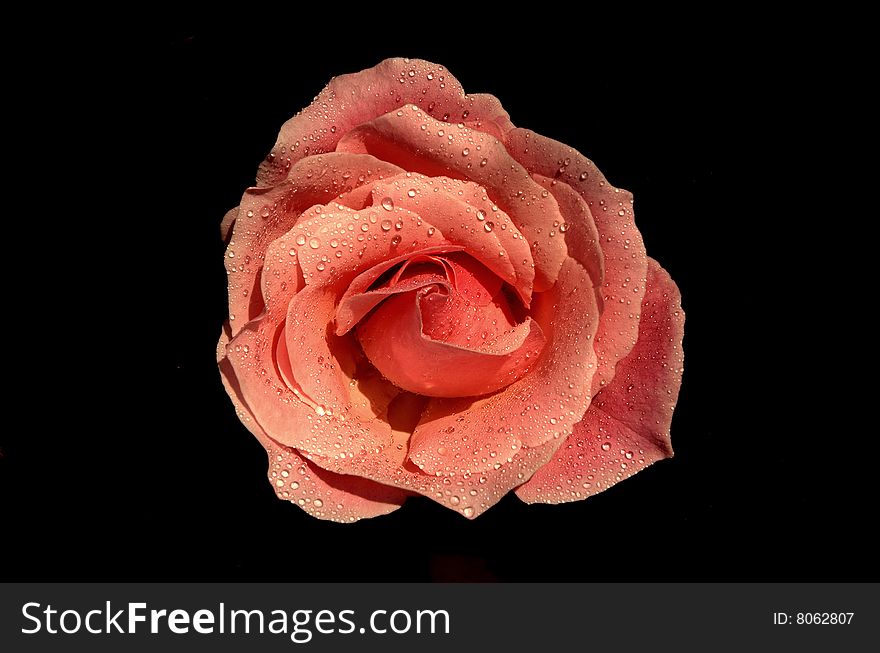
xmin=504 ymin=129 xmax=648 ymax=395
xmin=515 ymin=258 xmax=684 ymax=504
xmin=257 ymin=58 xmax=512 ymax=186
xmin=217 ymin=329 xmax=408 ymax=522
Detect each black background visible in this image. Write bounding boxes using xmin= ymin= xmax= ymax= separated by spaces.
xmin=3 ymin=25 xmax=871 ymax=582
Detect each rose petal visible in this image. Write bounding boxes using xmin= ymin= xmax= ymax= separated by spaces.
xmin=336 ymin=107 xmax=568 ymax=292
xmin=532 ymin=174 xmax=604 ymax=299
xmin=443 ymin=252 xmax=503 ymax=307
xmin=296 ymin=257 xmax=599 ymax=517
xmin=515 ymin=258 xmax=685 ymax=504
xmin=418 ymin=267 xmax=517 ymax=347
xmin=248 ymin=198 xmax=508 ymax=461
xmin=225 ymin=152 xmax=403 ymax=337
xmin=221 ymin=207 xmax=238 ymax=242
xmin=335 ymin=269 xmax=450 ymax=337
xmin=365 ymin=173 xmax=535 ymax=304
xmin=265 ymin=441 xmax=408 ymax=523
xmin=335 ymin=246 xmax=466 ymax=335
xmin=256 ymin=58 xmax=513 ymax=187
xmin=217 ymin=330 xmax=408 ymax=522
xmin=228 ymin=203 xmax=453 ymax=461
xmin=504 ymin=129 xmax=648 ymax=395
xmin=356 ymin=287 xmax=545 ymax=398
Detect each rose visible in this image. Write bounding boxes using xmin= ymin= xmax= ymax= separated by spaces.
xmin=217 ymin=58 xmax=684 ymax=522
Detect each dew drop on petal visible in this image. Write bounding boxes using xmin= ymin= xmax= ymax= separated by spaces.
xmin=381 ymin=197 xmax=394 ymax=211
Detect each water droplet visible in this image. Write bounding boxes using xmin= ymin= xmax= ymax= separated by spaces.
xmin=330 ymin=238 xmax=338 ymax=248
xmin=559 ymin=223 xmax=568 ymax=233
xmin=290 ymin=481 xmax=299 ymax=489
xmin=483 ymin=221 xmax=494 ymax=232
xmin=228 ymin=251 xmax=235 ymax=258
xmin=260 ymin=208 xmax=270 ymax=218
xmin=476 ymin=209 xmax=486 ymax=221
xmin=450 ymin=496 xmax=461 ymax=506
xmin=394 ymin=220 xmax=403 ymax=230
xmin=246 ymin=210 xmax=254 ymax=218
xmin=579 ymin=171 xmax=589 ymax=181
xmin=462 ymin=147 xmax=470 ymax=156
xmin=625 ymin=451 xmax=634 ymax=459
xmin=437 ymin=446 xmax=448 ymax=456
xmin=316 ymin=261 xmax=325 ymax=271
xmin=463 ymin=506 xmax=475 ymax=518
xmin=360 ymin=223 xmax=369 ymax=232
xmin=315 ymin=405 xmax=326 ymax=416
xmin=391 ymin=235 xmax=402 ymax=246
xmin=480 ymin=157 xmax=488 ymax=167
xmin=407 ymin=188 xmax=417 ymax=198
xmin=427 ymin=72 xmax=434 ymax=80
xmin=427 ymin=227 xmax=436 ymax=236
xmin=295 ymin=234 xmax=307 ymax=246
xmin=313 ymin=499 xmax=323 ymax=508
xmin=601 ymin=442 xmax=611 ymax=451
xmin=381 ymin=197 xmax=394 ymax=211
xmin=381 ymin=219 xmax=392 ymax=232
xmin=309 ymin=237 xmax=320 ymax=249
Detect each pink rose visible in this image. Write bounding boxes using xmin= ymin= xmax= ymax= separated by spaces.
xmin=218 ymin=58 xmax=684 ymax=522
